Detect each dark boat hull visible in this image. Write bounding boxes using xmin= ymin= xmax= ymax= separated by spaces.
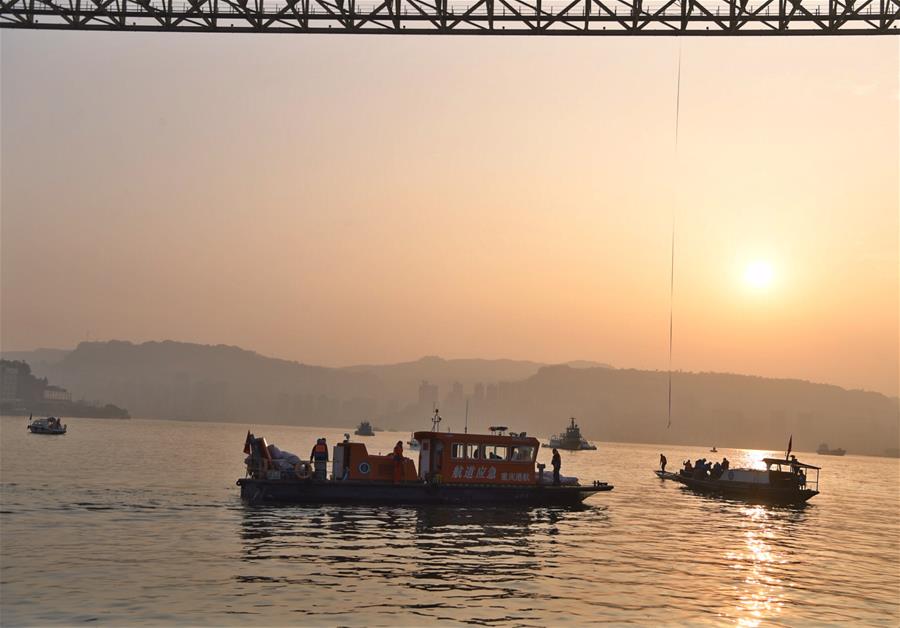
xmin=237 ymin=478 xmax=612 ymax=506
xmin=669 ymin=475 xmax=817 ymax=505
xmin=27 ymin=426 xmax=66 ymax=434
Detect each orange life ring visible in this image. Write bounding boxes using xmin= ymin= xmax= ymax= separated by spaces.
xmin=295 ymin=461 xmax=313 ymax=479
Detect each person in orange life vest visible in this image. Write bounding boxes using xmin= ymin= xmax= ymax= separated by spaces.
xmin=393 ymin=441 xmax=404 ymax=483
xmin=310 ymin=438 xmax=328 ymax=480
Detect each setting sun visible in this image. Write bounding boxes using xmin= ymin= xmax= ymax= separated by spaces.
xmin=744 ymin=261 xmax=774 ymax=289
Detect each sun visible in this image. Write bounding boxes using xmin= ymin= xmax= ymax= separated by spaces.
xmin=744 ymin=261 xmax=774 ymax=289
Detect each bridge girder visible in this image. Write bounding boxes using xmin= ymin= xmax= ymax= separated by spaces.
xmin=2 ymin=0 xmax=898 ymax=33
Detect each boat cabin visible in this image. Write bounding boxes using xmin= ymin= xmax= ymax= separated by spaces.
xmin=332 ymin=441 xmax=417 ymax=482
xmin=761 ymin=457 xmax=820 ymax=491
xmin=412 ymin=428 xmax=540 ymax=485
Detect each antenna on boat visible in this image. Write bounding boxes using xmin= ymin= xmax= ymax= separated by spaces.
xmin=464 ymin=399 xmax=469 ymax=434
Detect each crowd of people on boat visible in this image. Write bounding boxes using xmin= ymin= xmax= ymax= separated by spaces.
xmin=681 ymin=457 xmax=730 ymax=479
xmin=659 ymin=453 xmax=730 ymax=480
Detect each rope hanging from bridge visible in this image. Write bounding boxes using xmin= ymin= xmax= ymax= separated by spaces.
xmin=667 ymin=41 xmax=682 ymax=430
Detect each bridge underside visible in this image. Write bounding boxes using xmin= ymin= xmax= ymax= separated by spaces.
xmin=1 ymin=0 xmax=898 ymax=33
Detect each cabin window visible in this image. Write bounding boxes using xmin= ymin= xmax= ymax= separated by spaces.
xmin=485 ymin=445 xmax=508 ymax=460
xmin=466 ymin=444 xmax=485 ymax=459
xmin=509 ymin=446 xmax=535 ymax=461
xmin=451 ymin=443 xmax=466 ymax=459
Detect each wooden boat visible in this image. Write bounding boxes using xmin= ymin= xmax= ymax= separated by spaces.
xmin=237 ymin=427 xmax=613 ymax=506
xmin=660 ymin=457 xmax=820 ymax=505
xmin=27 ymin=415 xmax=66 ymax=435
xmin=545 ymin=417 xmax=597 ymax=451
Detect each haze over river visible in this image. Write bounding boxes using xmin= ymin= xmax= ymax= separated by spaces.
xmin=1 ymin=417 xmax=898 ymax=626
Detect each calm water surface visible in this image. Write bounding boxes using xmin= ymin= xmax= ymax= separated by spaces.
xmin=2 ymin=417 xmax=898 ymax=626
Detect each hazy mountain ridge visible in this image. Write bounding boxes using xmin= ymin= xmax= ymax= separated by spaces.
xmin=5 ymin=340 xmax=897 ymax=455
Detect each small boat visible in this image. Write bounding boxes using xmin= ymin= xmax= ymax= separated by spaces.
xmin=237 ymin=427 xmax=613 ymax=506
xmin=27 ymin=415 xmax=67 ymax=435
xmin=710 ymin=446 xmax=718 ymax=453
xmin=817 ymin=443 xmax=846 ymax=456
xmin=546 ymin=417 xmax=597 ymax=451
xmin=662 ymin=457 xmax=820 ymax=505
xmin=354 ymin=421 xmax=375 ymax=437
xmin=406 ymin=434 xmax=420 ymax=450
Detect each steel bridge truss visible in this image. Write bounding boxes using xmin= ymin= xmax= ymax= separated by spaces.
xmin=1 ymin=0 xmax=898 ymax=34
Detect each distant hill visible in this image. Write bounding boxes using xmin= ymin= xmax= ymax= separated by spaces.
xmin=443 ymin=365 xmax=900 ymax=456
xmin=1 ymin=348 xmax=70 ymax=368
xmin=340 ymin=356 xmax=611 ymax=406
xmin=34 ymin=341 xmax=380 ymax=423
xmin=7 ymin=340 xmax=897 ymax=456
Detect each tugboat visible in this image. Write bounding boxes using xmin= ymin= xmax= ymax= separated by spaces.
xmin=354 ymin=420 xmax=375 ymax=437
xmin=546 ymin=417 xmax=597 ymax=451
xmin=657 ymin=457 xmax=820 ymax=505
xmin=237 ymin=421 xmax=613 ymax=506
xmin=817 ymin=443 xmax=846 ymax=456
xmin=27 ymin=415 xmax=67 ymax=435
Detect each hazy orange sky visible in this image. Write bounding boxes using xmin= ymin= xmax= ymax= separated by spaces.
xmin=1 ymin=33 xmax=897 ymax=396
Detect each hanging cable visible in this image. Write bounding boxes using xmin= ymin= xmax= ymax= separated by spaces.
xmin=667 ymin=40 xmax=682 ymax=430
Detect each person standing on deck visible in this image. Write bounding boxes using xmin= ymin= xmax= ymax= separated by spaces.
xmin=551 ymin=448 xmax=562 ymax=485
xmin=660 ymin=454 xmax=668 ymax=473
xmin=310 ymin=438 xmax=329 ymax=480
xmin=393 ymin=441 xmax=405 ymax=483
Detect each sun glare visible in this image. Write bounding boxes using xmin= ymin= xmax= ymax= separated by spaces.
xmin=744 ymin=261 xmax=774 ymax=289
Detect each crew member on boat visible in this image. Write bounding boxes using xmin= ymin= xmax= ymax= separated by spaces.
xmin=660 ymin=453 xmax=667 ymax=473
xmin=393 ymin=441 xmax=404 ymax=483
xmin=551 ymin=448 xmax=562 ymax=485
xmin=310 ymin=438 xmax=329 ymax=480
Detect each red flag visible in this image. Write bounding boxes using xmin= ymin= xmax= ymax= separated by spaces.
xmin=243 ymin=430 xmax=253 ymax=454
xmin=785 ymin=435 xmax=792 ymax=460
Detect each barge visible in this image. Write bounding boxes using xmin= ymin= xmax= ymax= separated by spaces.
xmin=238 ymin=427 xmax=612 ymax=506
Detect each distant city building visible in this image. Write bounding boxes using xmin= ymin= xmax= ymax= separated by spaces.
xmin=473 ymin=382 xmax=485 ymax=402
xmin=445 ymin=381 xmax=464 ymax=404
xmin=42 ymin=385 xmax=72 ymax=402
xmin=418 ymin=380 xmax=439 ymax=407
xmin=1 ymin=366 xmax=19 ymax=402
xmin=485 ymin=383 xmax=498 ymax=402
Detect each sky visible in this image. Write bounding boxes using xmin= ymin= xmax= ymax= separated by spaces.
xmin=1 ymin=32 xmax=898 ymax=396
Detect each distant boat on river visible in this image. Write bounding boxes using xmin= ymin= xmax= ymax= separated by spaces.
xmin=354 ymin=421 xmax=375 ymax=436
xmin=545 ymin=417 xmax=597 ymax=451
xmin=817 ymin=443 xmax=846 ymax=456
xmin=27 ymin=414 xmax=67 ymax=435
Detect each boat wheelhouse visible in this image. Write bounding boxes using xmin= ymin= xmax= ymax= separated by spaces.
xmin=237 ymin=426 xmax=613 ymax=506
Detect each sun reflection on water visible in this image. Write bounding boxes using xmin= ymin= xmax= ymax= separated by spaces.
xmin=725 ymin=506 xmax=787 ymax=627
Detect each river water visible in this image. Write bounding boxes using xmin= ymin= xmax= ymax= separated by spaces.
xmin=1 ymin=417 xmax=898 ymax=626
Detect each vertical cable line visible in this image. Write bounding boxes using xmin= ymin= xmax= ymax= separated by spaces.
xmin=667 ymin=40 xmax=682 ymax=430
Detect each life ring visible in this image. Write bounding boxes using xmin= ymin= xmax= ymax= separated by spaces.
xmin=295 ymin=461 xmax=312 ymax=479
xmin=358 ymin=461 xmax=371 ymax=475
